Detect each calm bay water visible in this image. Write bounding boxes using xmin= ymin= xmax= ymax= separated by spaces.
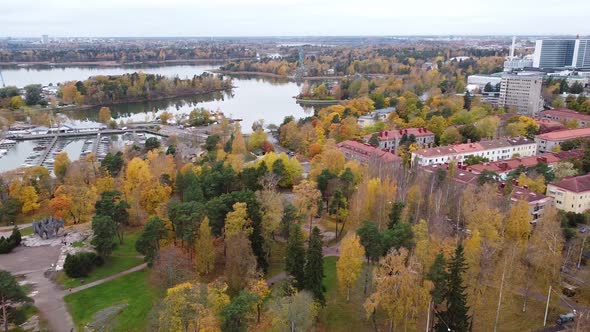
xmin=0 ymin=64 xmax=312 ymax=172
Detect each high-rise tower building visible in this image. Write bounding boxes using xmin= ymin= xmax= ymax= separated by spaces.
xmin=533 ymin=38 xmax=590 ymax=69
xmin=498 ymin=73 xmax=543 ymax=115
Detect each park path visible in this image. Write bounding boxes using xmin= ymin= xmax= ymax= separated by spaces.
xmin=68 ymin=263 xmax=148 ymax=294
xmin=0 ymin=223 xmax=32 ymax=237
xmin=0 ymin=245 xmax=74 ymax=332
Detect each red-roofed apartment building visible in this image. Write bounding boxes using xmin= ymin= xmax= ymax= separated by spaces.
xmin=533 ymin=117 xmax=566 ymax=133
xmin=422 ymin=164 xmax=553 ymax=223
xmin=411 ymin=137 xmax=537 ymax=166
xmin=364 ymin=128 xmax=434 ymax=151
xmin=336 ymin=140 xmax=401 ymax=166
xmin=535 ymin=127 xmax=590 ymax=152
xmin=539 ymin=109 xmax=590 ymax=128
xmin=546 ymin=173 xmax=590 ymax=213
xmin=467 ymin=153 xmax=561 ymax=179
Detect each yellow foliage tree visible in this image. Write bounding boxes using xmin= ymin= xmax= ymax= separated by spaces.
xmin=337 ymin=234 xmax=365 ymax=301
xmin=195 ymin=217 xmax=215 ymax=276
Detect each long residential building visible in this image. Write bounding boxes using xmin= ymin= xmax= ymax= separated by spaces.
xmin=421 ymin=164 xmax=553 ymax=223
xmin=546 ymin=174 xmax=590 ymax=213
xmin=411 ymin=137 xmax=537 ymax=166
xmin=467 ymin=153 xmax=561 ymax=179
xmin=336 ymin=140 xmax=401 ymax=166
xmin=364 ymin=128 xmax=435 ymax=151
xmin=498 ymin=73 xmax=544 ymax=115
xmin=535 ymin=127 xmax=590 ymax=152
xmin=538 ymin=108 xmax=590 ymax=128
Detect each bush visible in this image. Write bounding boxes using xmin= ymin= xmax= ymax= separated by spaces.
xmin=0 ymin=228 xmax=21 ymax=254
xmin=63 ymin=252 xmax=102 ymax=278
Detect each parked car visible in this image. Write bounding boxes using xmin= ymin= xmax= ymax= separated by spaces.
xmin=580 ymin=227 xmax=588 ymax=233
xmin=556 ymin=312 xmax=575 ymax=325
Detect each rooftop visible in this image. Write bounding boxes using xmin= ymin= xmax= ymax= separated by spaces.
xmin=536 ymin=127 xmax=590 ymax=141
xmin=468 ymin=153 xmax=561 ymax=174
xmin=550 ymin=173 xmax=590 ymax=193
xmin=540 ymin=109 xmax=590 ymax=122
xmin=414 ymin=137 xmax=534 ymax=158
xmin=337 ymin=140 xmax=401 ymax=163
xmin=365 ymin=128 xmax=434 ymax=141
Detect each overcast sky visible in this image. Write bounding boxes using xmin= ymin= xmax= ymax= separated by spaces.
xmin=2 ymin=0 xmax=590 ymax=37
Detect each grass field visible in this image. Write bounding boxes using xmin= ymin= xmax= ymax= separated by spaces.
xmin=266 ymin=240 xmax=287 ymax=278
xmin=65 ymin=270 xmax=158 ymax=331
xmin=318 ymin=256 xmax=375 ymax=331
xmin=20 ymin=226 xmax=33 ymax=236
xmin=57 ymin=228 xmax=144 ymax=289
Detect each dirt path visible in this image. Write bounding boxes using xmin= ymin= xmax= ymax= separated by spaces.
xmin=0 ymin=245 xmax=74 ymax=332
xmin=68 ymin=263 xmax=148 ymax=294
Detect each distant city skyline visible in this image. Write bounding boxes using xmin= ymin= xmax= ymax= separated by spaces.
xmin=2 ymin=0 xmax=590 ymax=38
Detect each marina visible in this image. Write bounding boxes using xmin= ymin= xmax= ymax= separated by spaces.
xmin=0 ymin=127 xmax=166 ymax=173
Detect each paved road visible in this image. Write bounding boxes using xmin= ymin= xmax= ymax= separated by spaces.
xmin=0 ymin=245 xmax=74 ymax=332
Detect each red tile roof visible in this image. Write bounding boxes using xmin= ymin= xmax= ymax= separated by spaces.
xmin=550 ymin=174 xmax=590 ymax=193
xmin=337 ymin=140 xmax=401 ymax=163
xmin=535 ymin=127 xmax=590 ymax=141
xmin=533 ymin=117 xmax=566 ymax=133
xmin=540 ymin=109 xmax=590 ymax=122
xmin=468 ymin=153 xmax=561 ymax=174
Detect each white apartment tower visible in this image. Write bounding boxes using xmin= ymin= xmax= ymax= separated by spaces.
xmin=498 ymin=73 xmax=543 ymax=115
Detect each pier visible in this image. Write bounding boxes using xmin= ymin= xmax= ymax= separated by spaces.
xmin=10 ymin=128 xmax=168 ymax=141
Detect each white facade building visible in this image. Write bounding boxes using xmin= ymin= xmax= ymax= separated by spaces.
xmin=411 ymin=137 xmax=537 ymax=166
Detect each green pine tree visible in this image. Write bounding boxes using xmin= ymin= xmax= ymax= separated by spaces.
xmin=304 ymin=227 xmax=325 ymax=304
xmin=427 ymin=252 xmax=447 ymax=306
xmin=436 ymin=244 xmax=471 ymax=332
xmin=285 ymin=223 xmax=306 ymax=289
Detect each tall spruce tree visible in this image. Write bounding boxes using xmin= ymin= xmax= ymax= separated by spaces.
xmin=388 ymin=201 xmax=405 ymax=228
xmin=304 ymin=227 xmax=325 ymax=304
xmin=436 ymin=244 xmax=471 ymax=332
xmin=285 ymin=223 xmax=306 ymax=289
xmin=427 ymin=252 xmax=447 ymax=306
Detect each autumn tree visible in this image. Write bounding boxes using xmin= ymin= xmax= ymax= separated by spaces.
xmin=53 ymin=152 xmax=70 ymax=181
xmin=337 ymin=234 xmax=365 ymax=301
xmin=293 ymin=180 xmax=321 ymax=235
xmin=247 ymin=279 xmax=270 ymax=323
xmin=231 ymin=123 xmax=247 ymax=155
xmin=365 ymin=248 xmax=432 ymax=332
xmin=267 ymin=290 xmax=319 ymax=332
xmin=150 ymin=246 xmax=195 ymax=291
xmin=225 ymin=233 xmax=257 ymax=294
xmin=157 ymin=282 xmax=213 ymax=332
xmin=98 ymin=107 xmax=112 ymax=124
xmin=195 ymin=217 xmax=215 ymax=276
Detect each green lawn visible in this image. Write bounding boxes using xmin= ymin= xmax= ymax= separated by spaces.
xmin=65 ymin=270 xmax=158 ymax=332
xmin=111 ymin=229 xmax=142 ymax=257
xmin=57 ymin=228 xmax=144 ymax=289
xmin=20 ymin=226 xmax=33 ymax=236
xmin=58 ymin=256 xmax=144 ymax=289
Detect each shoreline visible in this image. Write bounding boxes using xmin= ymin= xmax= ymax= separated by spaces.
xmin=213 ymin=69 xmax=345 ymax=81
xmin=1 ymin=87 xmax=233 ymax=115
